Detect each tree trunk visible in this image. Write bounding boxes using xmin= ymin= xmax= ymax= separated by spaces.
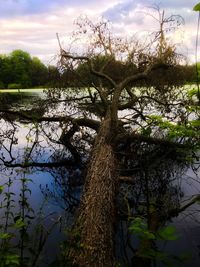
xmin=72 ymin=115 xmax=118 ymax=267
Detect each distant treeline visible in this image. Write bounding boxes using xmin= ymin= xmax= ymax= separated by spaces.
xmin=0 ymin=50 xmax=57 ymax=89
xmin=0 ymin=50 xmax=198 ymax=89
xmin=55 ymin=55 xmax=198 ymax=88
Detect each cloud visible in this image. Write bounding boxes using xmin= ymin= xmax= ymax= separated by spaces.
xmin=160 ymin=0 xmax=196 ymax=9
xmin=102 ymin=1 xmax=198 ymax=33
xmin=0 ymin=0 xmax=118 ymax=63
xmin=103 ymin=0 xmax=198 ymax=22
xmin=0 ymin=0 xmax=198 ymax=22
xmin=103 ymin=0 xmax=136 ymax=21
xmin=0 ymin=0 xmax=118 ymax=18
xmin=101 ymin=0 xmax=198 ymax=63
xmin=0 ymin=0 xmax=198 ymax=64
xmin=0 ymin=0 xmax=96 ymax=18
xmin=0 ymin=0 xmax=70 ymax=17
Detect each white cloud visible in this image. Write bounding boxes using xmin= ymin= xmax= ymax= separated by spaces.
xmin=0 ymin=0 xmax=121 ymax=63
xmin=0 ymin=0 xmax=199 ymax=64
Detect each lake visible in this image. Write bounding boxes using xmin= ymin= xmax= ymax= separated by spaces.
xmin=0 ymin=89 xmax=72 ymax=266
xmin=0 ymin=88 xmax=200 ymax=267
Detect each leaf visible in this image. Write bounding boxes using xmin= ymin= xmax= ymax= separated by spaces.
xmin=0 ymin=232 xmax=13 ymax=240
xmin=142 ymin=127 xmax=152 ymax=137
xmin=14 ymin=215 xmax=21 ymax=222
xmin=190 ymin=120 xmax=200 ymax=127
xmin=0 ymin=185 xmax=3 ymax=194
xmin=193 ymin=3 xmax=200 ymax=11
xmin=4 ymin=254 xmax=20 ymax=266
xmin=157 ymin=225 xmax=179 ymax=241
xmin=129 ymin=217 xmax=156 ymax=240
xmin=14 ymin=218 xmax=26 ymax=229
xmin=139 ymin=248 xmax=167 ymax=260
xmin=179 ymin=252 xmax=192 ymax=262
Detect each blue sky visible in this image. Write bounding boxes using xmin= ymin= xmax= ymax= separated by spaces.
xmin=0 ymin=0 xmax=198 ymax=64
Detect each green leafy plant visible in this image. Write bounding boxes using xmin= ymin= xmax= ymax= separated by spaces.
xmin=129 ymin=217 xmax=190 ymax=266
xmin=193 ymin=2 xmax=200 ymax=102
xmin=7 ymin=83 xmax=22 ymax=90
xmin=0 ymin=182 xmax=20 ymax=267
xmin=193 ymin=3 xmax=200 ymax=12
xmin=0 ymin=81 xmax=5 ymax=89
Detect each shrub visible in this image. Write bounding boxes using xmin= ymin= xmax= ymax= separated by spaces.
xmin=7 ymin=83 xmax=22 ymax=89
xmin=0 ymin=81 xmax=5 ymax=89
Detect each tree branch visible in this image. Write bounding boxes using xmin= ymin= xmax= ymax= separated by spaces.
xmin=0 ymin=109 xmax=100 ymax=131
xmin=168 ymin=195 xmax=200 ymax=218
xmin=3 ymin=159 xmax=76 ymax=169
xmin=115 ymin=132 xmax=192 ymax=149
xmin=61 ymin=51 xmax=117 ymax=88
xmin=119 ymin=62 xmax=169 ymax=89
xmin=119 ymin=176 xmax=136 ymax=184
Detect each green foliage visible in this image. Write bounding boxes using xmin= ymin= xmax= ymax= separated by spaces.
xmin=0 ymin=254 xmax=20 ymax=267
xmin=0 ymin=81 xmax=5 ymax=89
xmin=141 ymin=126 xmax=152 ymax=137
xmin=30 ymin=57 xmax=48 ymax=86
xmin=0 ymin=172 xmax=33 ymax=266
xmin=13 ymin=218 xmax=26 ymax=229
xmin=138 ymin=248 xmax=168 ymax=261
xmin=129 ymin=217 xmax=179 ymax=242
xmin=49 ymin=226 xmax=82 ymax=267
xmin=7 ymin=83 xmax=22 ymax=89
xmin=147 ymin=114 xmax=200 ymax=144
xmin=190 ymin=119 xmax=200 ymax=127
xmin=0 ymin=168 xmax=63 ymax=267
xmin=0 ymin=50 xmax=48 ymax=88
xmin=128 ymin=217 xmax=188 ymax=266
xmin=193 ymin=3 xmax=200 ymax=11
xmin=0 ymin=186 xmax=3 ymax=194
xmin=187 ymin=87 xmax=198 ymax=97
xmin=46 ymin=65 xmax=61 ymax=87
xmin=129 ymin=217 xmax=156 ymax=240
xmin=0 ymin=233 xmax=13 ymax=240
xmin=0 ymin=181 xmax=20 ymax=267
xmin=157 ymin=225 xmax=179 ymax=241
xmin=76 ymin=55 xmax=138 ymax=88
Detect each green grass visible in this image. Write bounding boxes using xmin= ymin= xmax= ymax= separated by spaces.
xmin=0 ymin=88 xmax=45 ymax=93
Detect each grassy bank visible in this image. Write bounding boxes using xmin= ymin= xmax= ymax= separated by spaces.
xmin=0 ymin=88 xmax=45 ymax=93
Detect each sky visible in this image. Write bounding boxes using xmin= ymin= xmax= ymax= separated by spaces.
xmin=0 ymin=0 xmax=199 ymax=65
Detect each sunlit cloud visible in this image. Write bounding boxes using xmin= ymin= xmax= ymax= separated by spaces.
xmin=0 ymin=0 xmax=198 ymax=64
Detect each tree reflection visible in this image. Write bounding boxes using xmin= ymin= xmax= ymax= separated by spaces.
xmin=0 ymin=11 xmax=200 ymax=265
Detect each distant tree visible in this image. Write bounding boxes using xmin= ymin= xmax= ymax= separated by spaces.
xmin=9 ymin=50 xmax=32 ymax=88
xmin=75 ymin=55 xmax=138 ymax=88
xmin=47 ymin=65 xmax=61 ymax=87
xmin=0 ymin=81 xmax=5 ymax=89
xmin=179 ymin=64 xmax=196 ymax=83
xmin=0 ymin=55 xmax=12 ymax=88
xmin=0 ymin=50 xmax=48 ymax=88
xmin=30 ymin=57 xmax=48 ymax=87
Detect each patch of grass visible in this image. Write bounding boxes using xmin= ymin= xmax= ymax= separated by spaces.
xmin=0 ymin=88 xmax=45 ymax=93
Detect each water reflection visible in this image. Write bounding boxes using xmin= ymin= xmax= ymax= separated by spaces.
xmin=0 ymin=90 xmax=68 ymax=266
xmin=0 ymin=90 xmax=200 ymax=267
xmin=0 ymin=90 xmax=44 ymax=108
